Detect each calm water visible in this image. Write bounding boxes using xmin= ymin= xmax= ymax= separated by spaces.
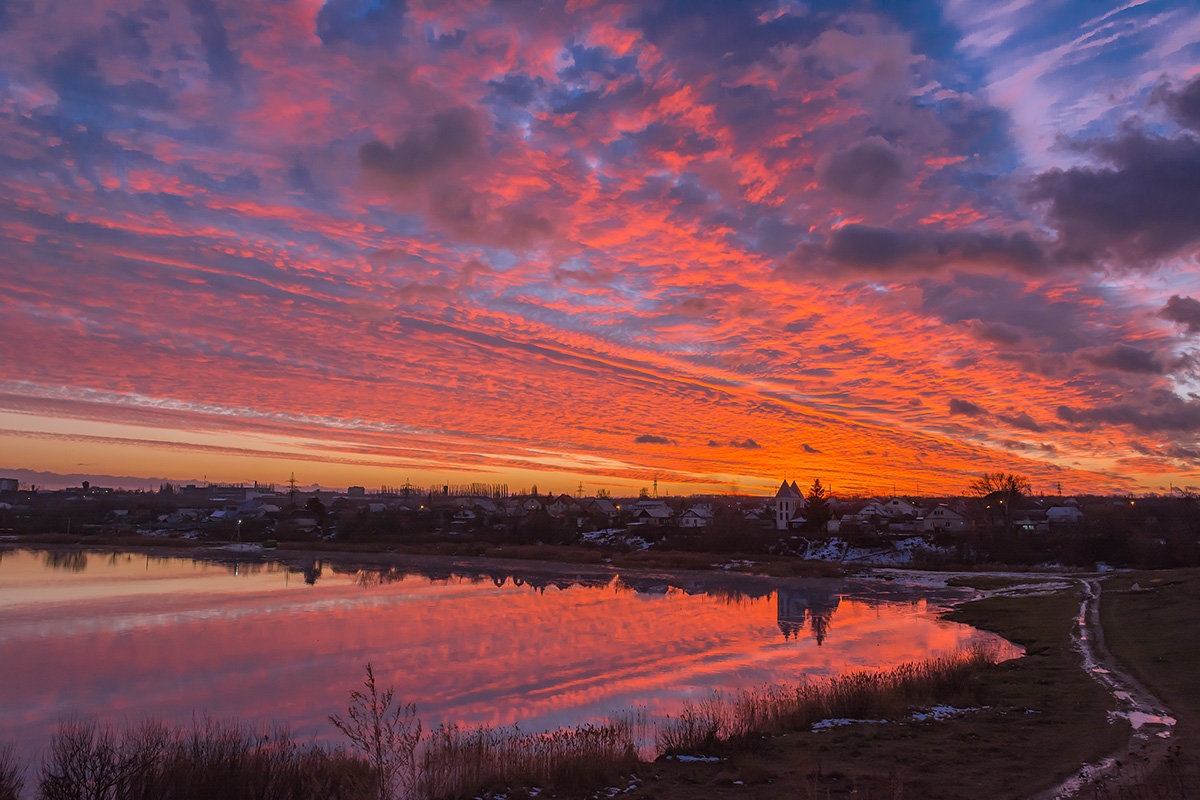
xmin=0 ymin=548 xmax=1014 ymax=758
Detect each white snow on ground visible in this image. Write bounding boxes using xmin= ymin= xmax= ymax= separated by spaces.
xmin=797 ymin=536 xmax=948 ymax=566
xmin=811 ymin=717 xmax=884 ymax=731
xmin=812 ymin=705 xmax=988 ymax=731
xmin=909 ymin=705 xmax=988 ymax=722
xmin=663 ymin=755 xmax=722 ymax=762
xmin=579 ymin=529 xmax=651 ymax=550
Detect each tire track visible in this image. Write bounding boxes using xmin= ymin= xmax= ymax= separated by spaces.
xmin=1032 ymin=578 xmax=1177 ymax=799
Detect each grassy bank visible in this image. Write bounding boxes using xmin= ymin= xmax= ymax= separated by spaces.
xmin=654 ymin=647 xmax=997 ymax=756
xmin=1100 ymin=569 xmax=1200 ymax=797
xmin=624 ymin=584 xmax=1124 ymax=800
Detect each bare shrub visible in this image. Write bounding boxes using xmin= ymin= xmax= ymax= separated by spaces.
xmin=330 ymin=664 xmax=421 ymax=800
xmin=36 ymin=717 xmax=372 ymax=800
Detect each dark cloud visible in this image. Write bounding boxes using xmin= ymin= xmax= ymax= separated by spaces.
xmin=1162 ymin=295 xmax=1200 ymax=334
xmin=634 ymin=434 xmax=674 ymax=445
xmin=818 ymin=137 xmax=906 ymax=198
xmin=948 ymin=398 xmax=986 ymax=417
xmin=285 ymin=163 xmax=317 ymax=194
xmin=1032 ymin=131 xmax=1200 ymax=264
xmin=964 ymin=319 xmax=1023 ymax=346
xmin=1057 ymin=392 xmax=1200 ymax=433
xmin=707 ymin=439 xmax=721 ymax=447
xmin=730 ymin=438 xmax=761 ymax=449
xmin=184 ymin=0 xmax=240 ymax=88
xmin=818 ymin=224 xmax=1045 ymax=273
xmin=43 ymin=41 xmax=172 ymax=116
xmin=487 ymin=73 xmax=543 ymax=107
xmin=359 ymin=106 xmax=487 ymax=189
xmin=802 ymin=443 xmax=820 ymax=453
xmin=920 ymin=273 xmax=1104 ymax=355
xmin=995 ymin=411 xmax=1042 ymax=432
xmin=1082 ymin=344 xmax=1164 ymax=374
xmin=1163 ymin=75 xmax=1200 ymax=131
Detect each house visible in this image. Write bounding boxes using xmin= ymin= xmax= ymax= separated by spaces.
xmin=1047 ymin=505 xmax=1084 ymax=524
xmin=774 ymin=481 xmax=804 ymax=531
xmin=580 ymin=497 xmax=620 ymax=527
xmin=679 ymin=504 xmax=714 ymax=528
xmin=921 ymin=504 xmax=971 ymax=533
xmin=883 ymin=498 xmax=920 ymax=518
xmin=545 ymin=494 xmax=577 ymax=518
xmin=632 ymin=502 xmax=673 ymax=526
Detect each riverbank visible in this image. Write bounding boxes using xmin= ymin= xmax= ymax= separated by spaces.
xmin=4 ymin=539 xmax=1193 ymax=798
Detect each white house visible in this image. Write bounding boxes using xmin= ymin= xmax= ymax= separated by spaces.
xmin=1047 ymin=505 xmax=1084 ymax=524
xmin=884 ymin=498 xmax=920 ymax=518
xmin=679 ymin=504 xmax=714 ymax=528
xmin=921 ymin=504 xmax=971 ymax=533
xmin=774 ymin=481 xmax=804 ymax=531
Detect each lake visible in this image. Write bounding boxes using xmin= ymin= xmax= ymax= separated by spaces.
xmin=0 ymin=547 xmax=1015 ymax=760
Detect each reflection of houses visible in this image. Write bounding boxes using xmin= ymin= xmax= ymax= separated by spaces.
xmin=776 ymin=585 xmax=842 ymax=645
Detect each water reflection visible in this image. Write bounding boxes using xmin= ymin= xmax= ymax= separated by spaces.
xmin=777 ymin=586 xmax=841 ymax=645
xmin=42 ymin=550 xmax=88 ymax=573
xmin=0 ymin=547 xmax=1015 ymax=764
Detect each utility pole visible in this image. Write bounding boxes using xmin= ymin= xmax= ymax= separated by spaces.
xmin=288 ymin=472 xmax=298 ymax=507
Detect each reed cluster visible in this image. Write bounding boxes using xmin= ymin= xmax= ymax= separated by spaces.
xmin=419 ymin=719 xmax=640 ymax=799
xmin=657 ymin=644 xmax=997 ymax=754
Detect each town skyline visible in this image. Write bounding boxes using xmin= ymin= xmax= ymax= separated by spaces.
xmin=3 ymin=1 xmax=1200 ymax=496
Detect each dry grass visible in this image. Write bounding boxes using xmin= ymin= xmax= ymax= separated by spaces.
xmin=419 ymin=718 xmax=642 ymax=799
xmin=35 ymin=717 xmax=372 ymax=800
xmin=655 ymin=645 xmax=995 ymax=755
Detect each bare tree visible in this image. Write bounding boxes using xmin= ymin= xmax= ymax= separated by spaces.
xmin=0 ymin=743 xmax=24 ymax=800
xmin=968 ymin=472 xmax=1031 ymax=499
xmin=969 ymin=472 xmax=1030 ymax=533
xmin=330 ymin=664 xmax=422 ymax=800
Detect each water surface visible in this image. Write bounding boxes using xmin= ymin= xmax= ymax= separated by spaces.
xmin=0 ymin=548 xmax=1013 ymax=758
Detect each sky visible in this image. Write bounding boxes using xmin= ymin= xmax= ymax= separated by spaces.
xmin=2 ymin=0 xmax=1200 ymax=496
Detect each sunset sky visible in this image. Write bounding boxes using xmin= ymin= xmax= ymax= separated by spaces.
xmin=3 ymin=0 xmax=1200 ymax=495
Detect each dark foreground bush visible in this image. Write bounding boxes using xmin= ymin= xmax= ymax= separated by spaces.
xmin=37 ymin=718 xmax=372 ymax=800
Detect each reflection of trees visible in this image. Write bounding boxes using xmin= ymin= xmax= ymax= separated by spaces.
xmin=302 ymin=560 xmax=323 ymax=586
xmin=43 ymin=550 xmax=88 ymax=573
xmin=777 ymin=586 xmax=842 ymax=645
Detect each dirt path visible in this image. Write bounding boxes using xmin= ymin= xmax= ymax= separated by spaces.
xmin=1031 ymin=578 xmax=1177 ymax=799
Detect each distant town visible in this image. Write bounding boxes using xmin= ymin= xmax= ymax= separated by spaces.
xmin=2 ymin=472 xmax=1196 ymax=570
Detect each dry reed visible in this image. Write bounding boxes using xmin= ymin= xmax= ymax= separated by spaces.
xmin=657 ymin=644 xmax=998 ymax=754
